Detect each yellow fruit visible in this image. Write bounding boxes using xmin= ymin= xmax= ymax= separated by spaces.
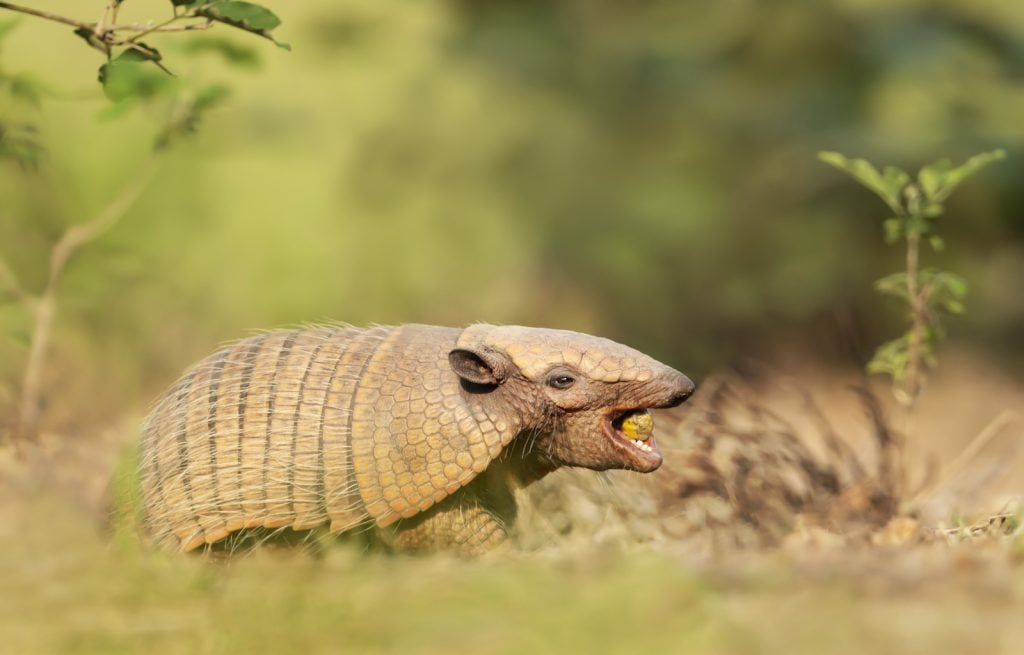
xmin=618 ymin=409 xmax=653 ymax=439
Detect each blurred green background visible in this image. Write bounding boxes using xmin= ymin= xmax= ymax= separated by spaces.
xmin=1 ymin=0 xmax=1023 ymax=431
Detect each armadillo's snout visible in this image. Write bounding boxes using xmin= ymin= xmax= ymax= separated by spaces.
xmin=595 ymin=368 xmax=694 ymax=473
xmin=645 ymin=369 xmax=695 ymax=409
xmin=662 ymin=372 xmax=696 ymax=408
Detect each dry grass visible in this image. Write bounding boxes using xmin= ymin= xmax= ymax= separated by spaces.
xmin=1 ymin=349 xmax=1022 ymax=654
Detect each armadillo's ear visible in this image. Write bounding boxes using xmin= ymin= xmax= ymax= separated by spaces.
xmin=448 ymin=348 xmax=508 ymax=386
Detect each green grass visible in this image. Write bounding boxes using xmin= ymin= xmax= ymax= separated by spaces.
xmin=2 ymin=492 xmax=1023 ymax=655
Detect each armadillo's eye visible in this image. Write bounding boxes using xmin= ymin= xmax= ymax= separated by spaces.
xmin=547 ymin=373 xmax=576 ymax=389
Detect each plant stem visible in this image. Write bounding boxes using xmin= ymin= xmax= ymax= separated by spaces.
xmin=903 ymin=231 xmax=924 ymax=405
xmin=0 ymin=1 xmax=91 ymax=30
xmin=17 ymin=294 xmax=52 ymax=435
xmin=14 ymin=157 xmax=159 ymax=438
xmin=0 ymin=2 xmax=210 ymax=45
xmin=109 ymin=21 xmax=212 ymax=34
xmin=124 ymin=15 xmax=183 ymax=43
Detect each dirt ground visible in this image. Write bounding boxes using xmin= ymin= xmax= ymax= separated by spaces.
xmin=1 ymin=347 xmax=1021 ymax=655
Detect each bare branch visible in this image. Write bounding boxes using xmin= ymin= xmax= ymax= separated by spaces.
xmin=109 ymin=20 xmax=213 ymax=35
xmin=48 ymin=157 xmax=160 ymax=286
xmin=0 ymin=2 xmax=92 ymax=31
xmin=16 ymin=157 xmax=160 ymax=437
xmin=118 ymin=14 xmax=181 ymax=44
xmin=0 ymin=1 xmax=210 ymax=52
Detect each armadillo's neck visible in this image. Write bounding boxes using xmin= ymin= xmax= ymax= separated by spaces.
xmin=347 ymin=324 xmax=523 ymax=527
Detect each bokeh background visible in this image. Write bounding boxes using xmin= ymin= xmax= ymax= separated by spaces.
xmin=2 ymin=0 xmax=1023 ymax=440
xmin=3 ymin=4 xmax=1024 ymax=655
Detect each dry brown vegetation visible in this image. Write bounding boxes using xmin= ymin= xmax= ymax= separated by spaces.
xmin=517 ymin=349 xmax=1022 ymax=555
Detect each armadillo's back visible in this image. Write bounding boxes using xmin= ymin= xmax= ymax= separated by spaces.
xmin=139 ymin=325 xmax=393 ymax=552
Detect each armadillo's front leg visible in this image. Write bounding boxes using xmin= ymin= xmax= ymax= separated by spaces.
xmin=383 ymin=494 xmax=509 ymax=556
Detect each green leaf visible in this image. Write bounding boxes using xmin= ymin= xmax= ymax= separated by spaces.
xmin=874 ymin=272 xmax=909 ymax=300
xmin=125 ymin=41 xmax=164 ymax=63
xmin=0 ymin=121 xmax=45 ymax=171
xmin=193 ymin=83 xmax=230 ymax=111
xmin=943 ymin=300 xmax=965 ymax=315
xmin=883 ymin=166 xmax=910 ymax=198
xmin=95 ymin=98 xmax=138 ymax=121
xmin=867 ymin=334 xmax=912 ymax=384
xmin=819 ymin=151 xmax=906 ymax=215
xmin=905 ymin=214 xmax=930 ymax=237
xmin=930 ymin=270 xmax=967 ymax=297
xmin=98 ymin=49 xmax=176 ymax=102
xmin=6 ymin=73 xmax=49 ymax=108
xmin=903 ymin=183 xmax=924 ymax=217
xmin=155 ymin=83 xmax=231 ymax=149
xmin=921 ymin=270 xmax=968 ymax=315
xmin=917 ymin=159 xmax=951 ymax=202
xmin=0 ymin=19 xmax=19 ymax=44
xmin=883 ymin=218 xmax=902 ymax=244
xmin=919 ymin=149 xmax=1006 ymax=203
xmin=195 ymin=2 xmax=290 ymax=49
xmin=928 ymin=235 xmax=945 ymax=252
xmin=177 ymin=36 xmax=262 ymax=68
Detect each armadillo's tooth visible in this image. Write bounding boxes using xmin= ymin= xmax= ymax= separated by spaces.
xmin=615 ymin=409 xmax=654 ymax=439
xmin=632 ymin=438 xmax=653 ymax=453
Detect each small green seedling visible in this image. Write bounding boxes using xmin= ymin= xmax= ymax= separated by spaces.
xmin=819 ymin=149 xmax=1005 ymax=406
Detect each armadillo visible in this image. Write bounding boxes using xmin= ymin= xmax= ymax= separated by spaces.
xmin=139 ymin=324 xmax=694 ymax=553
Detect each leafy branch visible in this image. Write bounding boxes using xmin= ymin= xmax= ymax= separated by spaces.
xmin=0 ymin=3 xmax=286 ymax=440
xmin=0 ymin=1 xmax=288 ymax=79
xmin=819 ymin=149 xmax=1005 ymax=406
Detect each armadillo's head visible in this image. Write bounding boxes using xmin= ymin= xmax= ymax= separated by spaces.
xmin=449 ymin=325 xmax=694 ymax=473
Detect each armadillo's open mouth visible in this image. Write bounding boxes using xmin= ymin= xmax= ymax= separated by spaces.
xmin=603 ymin=408 xmax=663 ymax=472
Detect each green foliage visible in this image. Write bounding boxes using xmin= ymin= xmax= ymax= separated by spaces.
xmin=0 ymin=2 xmax=287 ymax=152
xmin=818 ymin=152 xmax=909 ymax=215
xmin=821 ymin=150 xmax=1004 ymax=402
xmin=155 ymin=83 xmax=230 ymax=149
xmin=175 ymin=35 xmax=261 ymax=68
xmin=194 ymin=1 xmax=290 ymax=50
xmin=821 ymin=150 xmax=1005 ymax=240
xmin=866 ymin=331 xmax=917 ymax=386
xmin=0 ymin=20 xmax=46 ymax=169
xmin=0 ymin=17 xmax=17 ymax=41
xmin=918 ymin=151 xmax=1008 ymax=205
xmin=0 ymin=121 xmax=43 ymax=169
xmin=2 ymin=0 xmax=1024 ymax=420
xmin=0 ymin=3 xmax=287 ymax=436
xmin=99 ymin=48 xmax=174 ymax=102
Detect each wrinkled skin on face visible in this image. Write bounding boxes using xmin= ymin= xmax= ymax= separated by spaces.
xmin=449 ymin=325 xmax=695 ymax=476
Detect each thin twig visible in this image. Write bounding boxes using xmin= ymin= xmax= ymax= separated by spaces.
xmin=122 ymin=14 xmax=183 ymax=43
xmin=912 ymin=410 xmax=1019 ymax=505
xmin=0 ymin=2 xmax=92 ymax=30
xmin=16 ymin=157 xmax=160 ymax=437
xmin=0 ymin=1 xmax=211 ymax=47
xmin=897 ymin=230 xmax=925 ymax=406
xmin=109 ymin=21 xmax=212 ymax=34
xmin=48 ymin=157 xmax=160 ymax=285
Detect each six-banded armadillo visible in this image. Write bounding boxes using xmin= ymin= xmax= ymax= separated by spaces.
xmin=139 ymin=324 xmax=694 ymax=554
